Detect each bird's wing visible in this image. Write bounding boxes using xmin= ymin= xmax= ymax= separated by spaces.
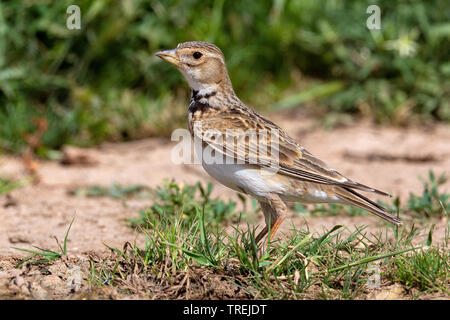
xmin=194 ymin=108 xmax=389 ymax=196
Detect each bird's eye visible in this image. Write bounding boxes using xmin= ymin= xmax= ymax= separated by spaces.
xmin=193 ymin=52 xmax=203 ymax=59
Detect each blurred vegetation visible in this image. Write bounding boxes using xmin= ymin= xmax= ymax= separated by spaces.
xmin=0 ymin=176 xmax=30 ymax=194
xmin=0 ymin=0 xmax=449 ymax=154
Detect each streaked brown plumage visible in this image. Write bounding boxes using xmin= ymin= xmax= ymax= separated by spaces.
xmin=156 ymin=41 xmax=401 ymax=245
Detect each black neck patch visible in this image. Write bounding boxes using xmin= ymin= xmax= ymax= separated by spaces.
xmin=189 ymin=90 xmax=219 ymax=114
xmin=192 ymin=90 xmax=217 ymax=100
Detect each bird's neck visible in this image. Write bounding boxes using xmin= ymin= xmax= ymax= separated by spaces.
xmin=190 ymin=80 xmax=238 ymax=111
xmin=192 ymin=84 xmax=220 ymax=100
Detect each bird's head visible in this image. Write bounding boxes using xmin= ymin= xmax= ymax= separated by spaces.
xmin=155 ymin=41 xmax=232 ymax=94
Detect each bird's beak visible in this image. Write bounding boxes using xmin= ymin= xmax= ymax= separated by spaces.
xmin=155 ymin=49 xmax=179 ymax=67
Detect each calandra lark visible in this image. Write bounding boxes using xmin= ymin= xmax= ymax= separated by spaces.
xmin=156 ymin=41 xmax=401 ymax=244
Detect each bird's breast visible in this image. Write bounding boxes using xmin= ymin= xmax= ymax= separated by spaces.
xmin=188 ymin=98 xmax=221 ymax=134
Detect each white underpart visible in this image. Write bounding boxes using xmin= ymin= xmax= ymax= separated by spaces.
xmin=276 ymin=185 xmax=343 ymax=203
xmin=300 ymin=190 xmax=342 ymax=204
xmin=198 ymin=150 xmax=287 ymax=198
xmin=203 ymin=162 xmax=288 ymax=198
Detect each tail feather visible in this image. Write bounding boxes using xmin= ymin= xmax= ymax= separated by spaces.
xmin=344 ymin=180 xmax=391 ymax=197
xmin=336 ymin=187 xmax=402 ymax=226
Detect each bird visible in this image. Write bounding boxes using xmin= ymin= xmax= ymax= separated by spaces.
xmin=155 ymin=41 xmax=401 ymax=244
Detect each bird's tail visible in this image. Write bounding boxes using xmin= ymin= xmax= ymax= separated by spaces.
xmin=335 ymin=187 xmax=402 ymax=226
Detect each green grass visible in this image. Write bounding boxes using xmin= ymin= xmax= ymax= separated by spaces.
xmin=14 ymin=218 xmax=75 ymax=268
xmin=10 ymin=174 xmax=449 ymax=298
xmin=70 ymin=183 xmax=152 ymax=199
xmin=90 ymin=174 xmax=447 ymax=299
xmin=388 ymin=246 xmax=449 ymax=295
xmin=1 ymin=0 xmax=449 ymax=154
xmin=407 ymin=171 xmax=449 ymax=218
xmin=97 ymin=204 xmax=447 ymax=299
xmin=0 ymin=177 xmax=30 ymax=194
xmin=127 ymin=180 xmax=249 ymax=228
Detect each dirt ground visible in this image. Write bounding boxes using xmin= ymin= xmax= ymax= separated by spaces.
xmin=0 ymin=113 xmax=449 ymax=299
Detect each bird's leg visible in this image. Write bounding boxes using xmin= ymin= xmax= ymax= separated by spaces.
xmin=255 ymin=195 xmax=287 ymax=255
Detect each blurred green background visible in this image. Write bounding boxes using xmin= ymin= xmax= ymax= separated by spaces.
xmin=1 ymin=0 xmax=449 ymax=155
